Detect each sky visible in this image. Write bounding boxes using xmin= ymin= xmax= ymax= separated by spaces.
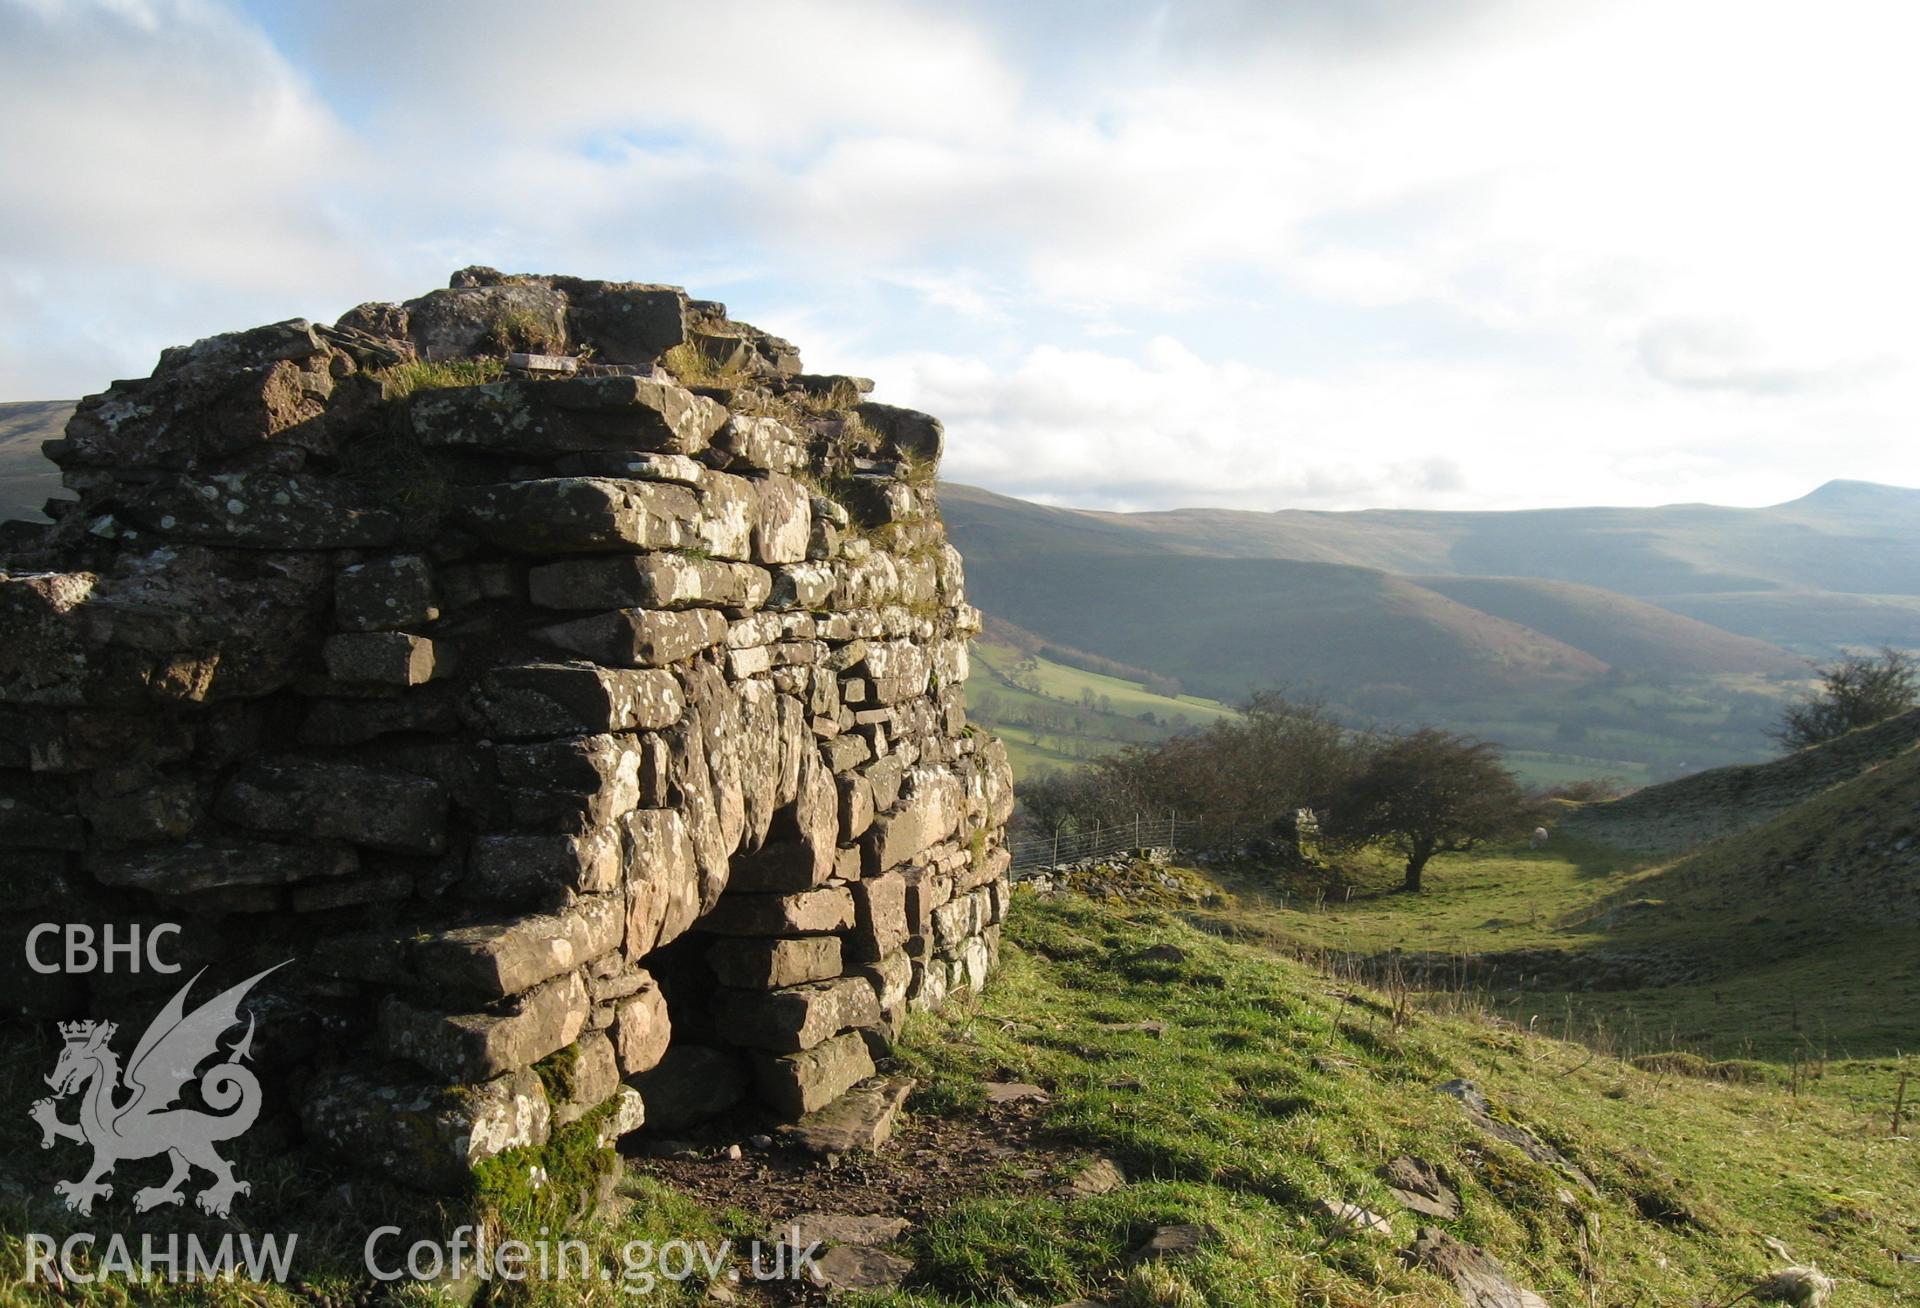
xmin=3 ymin=0 xmax=1917 ymax=513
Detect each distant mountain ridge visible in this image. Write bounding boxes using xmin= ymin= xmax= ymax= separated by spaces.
xmin=940 ymin=481 xmax=1920 ymax=709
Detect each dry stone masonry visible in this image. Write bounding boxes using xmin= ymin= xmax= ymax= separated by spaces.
xmin=0 ymin=269 xmax=1013 ymax=1193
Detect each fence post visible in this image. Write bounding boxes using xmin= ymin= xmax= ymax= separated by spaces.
xmin=1052 ymin=829 xmax=1060 ymax=867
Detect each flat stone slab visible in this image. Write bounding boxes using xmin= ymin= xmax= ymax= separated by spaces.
xmin=1403 ymin=1227 xmax=1550 ymax=1308
xmin=1313 ymin=1198 xmax=1393 ymax=1237
xmin=1095 ymin=1020 xmax=1167 ymax=1038
xmin=808 ymin=1245 xmax=912 ymax=1291
xmin=1064 ymin=1156 xmax=1128 ymax=1196
xmin=1435 ymin=1080 xmax=1597 ymax=1195
xmin=1128 ymin=1222 xmax=1218 ymax=1264
xmin=784 ymin=1212 xmax=912 ymax=1249
xmin=982 ymin=1081 xmax=1049 ymax=1105
xmin=782 ymin=1077 xmax=914 ymax=1156
xmin=1380 ymin=1155 xmax=1461 ymax=1219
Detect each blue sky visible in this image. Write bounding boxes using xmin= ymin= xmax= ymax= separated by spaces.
xmin=3 ymin=0 xmax=1917 ymax=512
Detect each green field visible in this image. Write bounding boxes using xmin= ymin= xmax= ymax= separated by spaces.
xmin=965 ymin=636 xmax=1782 ymax=789
xmin=966 ymin=639 xmax=1237 ymax=778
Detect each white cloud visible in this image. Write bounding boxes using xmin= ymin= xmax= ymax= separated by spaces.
xmin=854 ymin=331 xmax=1920 ymax=512
xmin=1 ymin=0 xmax=1916 ymax=507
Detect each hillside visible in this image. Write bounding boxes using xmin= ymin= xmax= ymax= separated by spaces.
xmin=942 ymin=480 xmax=1920 ymax=667
xmin=967 ymin=632 xmax=1238 ymax=777
xmin=1067 ymin=479 xmax=1920 ymax=600
xmin=954 ymin=548 xmax=1609 ymax=705
xmin=1594 ymin=739 xmax=1920 ymax=934
xmin=1558 ymin=707 xmax=1920 ymax=854
xmin=1411 ymin=574 xmax=1807 ymax=677
xmin=0 ymin=399 xmax=70 ymax=523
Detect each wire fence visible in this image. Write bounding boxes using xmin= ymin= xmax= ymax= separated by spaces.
xmin=1008 ymin=811 xmax=1316 ymax=875
xmin=1008 ymin=814 xmax=1188 ymax=873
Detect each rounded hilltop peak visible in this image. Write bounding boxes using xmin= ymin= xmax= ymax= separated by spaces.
xmin=1783 ymin=478 xmax=1920 ymax=509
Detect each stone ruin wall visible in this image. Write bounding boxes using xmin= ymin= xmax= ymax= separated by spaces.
xmin=0 ymin=269 xmax=1013 ymax=1192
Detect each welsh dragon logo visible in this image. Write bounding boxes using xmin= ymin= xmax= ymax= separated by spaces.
xmin=30 ymin=963 xmax=286 ymax=1218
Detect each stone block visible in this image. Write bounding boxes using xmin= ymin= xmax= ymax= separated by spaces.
xmin=908 ymin=959 xmax=949 ymax=1013
xmin=535 ymin=607 xmax=726 ymax=667
xmin=838 ymin=772 xmax=875 ymax=842
xmin=334 ymin=555 xmax=437 ymax=632
xmin=708 ymin=936 xmax=843 ymax=989
xmin=93 ymin=840 xmax=358 ymax=895
xmin=323 ymin=632 xmax=436 ymax=686
xmin=862 ymin=767 xmax=963 ymax=874
xmin=546 ymin=1030 xmax=622 ymax=1128
xmin=931 ymin=888 xmax=987 ymax=954
xmin=613 ymin=972 xmax=671 ymax=1075
xmin=455 ymin=477 xmax=701 ymax=555
xmin=218 ymin=759 xmax=448 ymax=855
xmin=123 ymin=472 xmax=400 ymax=549
xmin=496 ymin=733 xmax=642 ymax=828
xmin=754 ymin=474 xmax=812 ymax=565
xmin=473 ymin=663 xmax=685 ymax=738
xmin=561 ymin=280 xmax=687 ymax=366
xmin=415 ymin=375 xmax=725 ymax=458
xmin=712 ymin=976 xmax=880 ymax=1052
xmin=700 ymin=885 xmax=855 ymax=936
xmin=528 ymin=555 xmax=771 ymax=611
xmin=413 ymin=897 xmax=622 ymax=1002
xmin=856 ymin=401 xmax=944 ymax=463
xmin=752 ymin=1031 xmax=875 ymax=1118
xmin=301 ymin=1065 xmax=549 ymax=1192
xmin=553 ymin=450 xmax=706 ymax=485
xmin=623 ymin=807 xmax=700 ymax=954
xmin=860 ymin=949 xmax=914 ymax=1011
xmin=848 ymin=871 xmax=909 ymax=963
xmin=768 ymin=562 xmax=835 ymax=610
xmin=780 ymin=1076 xmax=913 ymax=1156
xmin=692 ymin=472 xmax=758 ymax=560
xmin=727 ymin=645 xmax=773 ymax=679
xmin=714 ymin=415 xmax=807 ymax=473
xmin=382 ymin=972 xmax=589 ymax=1082
xmin=864 ymin=756 xmax=905 ymax=811
xmin=469 ymin=829 xmax=622 ymax=901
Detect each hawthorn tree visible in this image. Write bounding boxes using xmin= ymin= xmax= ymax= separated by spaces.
xmin=1774 ymin=647 xmax=1918 ymax=750
xmin=1320 ymin=729 xmax=1531 ymax=892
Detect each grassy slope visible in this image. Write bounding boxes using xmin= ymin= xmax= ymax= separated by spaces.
xmin=2 ymin=886 xmax=1911 ymax=1304
xmin=1240 ymin=730 xmax=1920 ymax=1071
xmin=880 ymin=892 xmax=1917 ymax=1306
xmin=0 ymin=400 xmax=71 ymax=524
xmin=1559 ymin=707 xmax=1920 ymax=855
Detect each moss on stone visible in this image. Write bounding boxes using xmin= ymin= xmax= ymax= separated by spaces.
xmin=534 ymin=1040 xmax=585 ymax=1103
xmin=471 ymin=1098 xmax=618 ymax=1227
